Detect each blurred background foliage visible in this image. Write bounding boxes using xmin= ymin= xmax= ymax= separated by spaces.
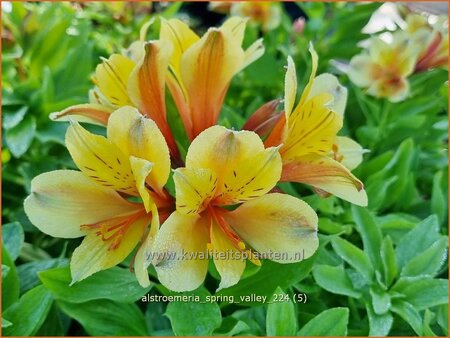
xmin=1 ymin=1 xmax=448 ymax=336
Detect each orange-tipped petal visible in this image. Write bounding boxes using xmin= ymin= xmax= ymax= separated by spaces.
xmin=50 ymin=103 xmax=113 ymax=126
xmin=281 ymin=154 xmax=368 ymax=206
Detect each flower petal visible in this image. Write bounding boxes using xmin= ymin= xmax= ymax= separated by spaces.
xmin=159 ymin=17 xmax=199 ymax=83
xmin=49 ymin=103 xmax=113 ymax=126
xmin=24 ymin=170 xmax=141 ymax=238
xmin=127 ymin=41 xmax=179 ymax=158
xmin=348 ymin=54 xmax=376 ymax=87
xmin=224 ymin=193 xmax=319 ymax=263
xmin=71 ymin=214 xmax=148 ymax=283
xmin=129 ymin=156 xmax=154 ymax=213
xmin=334 ymin=136 xmax=367 ymax=171
xmin=152 ymin=212 xmax=209 ymax=292
xmin=107 ymin=107 xmax=170 ymax=192
xmin=66 ymin=121 xmax=137 ymax=195
xmin=281 ymin=154 xmax=368 ymax=206
xmin=180 ymin=28 xmax=245 ymax=137
xmin=92 ymin=54 xmax=135 ymax=107
xmin=186 ymin=125 xmax=264 ymax=177
xmin=284 ymin=55 xmax=297 ymax=118
xmin=281 ymin=94 xmax=343 ymax=161
xmin=210 ymin=220 xmax=245 ymax=291
xmin=173 ymin=167 xmax=218 ymax=215
xmin=135 ymin=204 xmax=159 ymax=287
xmin=214 ymin=146 xmax=282 ymax=205
xmin=307 ymin=73 xmax=348 ymax=117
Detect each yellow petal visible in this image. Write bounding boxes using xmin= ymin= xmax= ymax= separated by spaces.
xmin=220 ymin=16 xmax=248 ymax=44
xmin=71 ymin=215 xmax=148 ymax=283
xmin=49 ymin=103 xmax=113 ymax=126
xmin=66 ymin=121 xmax=137 ymax=195
xmin=281 ymin=154 xmax=368 ymax=206
xmin=135 ymin=204 xmax=159 ymax=287
xmin=281 ymin=94 xmax=343 ymax=162
xmin=214 ymin=146 xmax=282 ymax=205
xmin=210 ymin=220 xmax=245 ymax=291
xmin=348 ymin=54 xmax=375 ymax=87
xmin=307 ymin=74 xmax=348 ymax=117
xmin=224 ymin=193 xmax=319 ymax=262
xmin=241 ymin=38 xmax=265 ymax=71
xmin=186 ymin=125 xmax=264 ymax=177
xmin=284 ymin=56 xmax=297 ymax=118
xmin=173 ymin=167 xmax=218 ymax=214
xmin=159 ymin=18 xmax=200 ymax=80
xmin=24 ymin=170 xmax=141 ymax=238
xmin=152 ymin=212 xmax=209 ymax=292
xmin=92 ymin=54 xmax=135 ymax=107
xmin=129 ymin=156 xmax=154 ymax=213
xmin=298 ymin=43 xmax=319 ymax=108
xmin=334 ymin=136 xmax=367 ymax=171
xmin=180 ymin=28 xmax=245 ymax=137
xmin=107 ymin=107 xmax=170 ymax=192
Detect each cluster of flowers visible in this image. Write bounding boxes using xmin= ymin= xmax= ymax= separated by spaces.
xmin=349 ymin=13 xmax=448 ymax=102
xmin=24 ymin=17 xmax=367 ymax=292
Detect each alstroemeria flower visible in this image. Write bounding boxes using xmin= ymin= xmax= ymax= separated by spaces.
xmin=230 ymin=2 xmax=282 ymax=32
xmin=348 ymin=33 xmax=418 ymax=102
xmin=24 ymin=107 xmax=172 ymax=287
xmin=151 ymin=126 xmax=319 ymax=292
xmin=266 ymin=46 xmax=368 ymax=206
xmin=160 ymin=17 xmax=264 ymax=140
xmin=50 ymin=28 xmax=180 ymax=161
xmin=405 ymin=13 xmax=448 ymax=72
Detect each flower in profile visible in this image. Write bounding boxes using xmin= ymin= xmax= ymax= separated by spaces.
xmin=160 ymin=17 xmax=264 ymax=140
xmin=266 ymin=45 xmax=368 ymax=206
xmin=50 ymin=25 xmax=180 ymax=161
xmin=348 ymin=33 xmax=418 ymax=102
xmin=230 ymin=2 xmax=282 ymax=32
xmin=151 ymin=126 xmax=319 ymax=292
xmin=24 ymin=107 xmax=173 ymax=287
xmin=405 ymin=13 xmax=448 ymax=72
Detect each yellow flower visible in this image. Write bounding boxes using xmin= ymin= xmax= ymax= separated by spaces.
xmin=160 ymin=17 xmax=264 ymax=140
xmin=151 ymin=126 xmax=319 ymax=292
xmin=266 ymin=45 xmax=368 ymax=206
xmin=50 ymin=24 xmax=180 ymax=161
xmin=405 ymin=13 xmax=448 ymax=72
xmin=24 ymin=107 xmax=173 ymax=287
xmin=208 ymin=2 xmax=281 ymax=31
xmin=348 ymin=33 xmax=418 ymax=102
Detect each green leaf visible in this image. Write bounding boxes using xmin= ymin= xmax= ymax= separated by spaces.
xmin=352 ymin=206 xmax=382 ymax=271
xmin=2 ymin=106 xmax=28 ymax=129
xmin=391 ymin=300 xmax=423 ymax=336
xmin=1 ymin=221 xmax=24 ymax=261
xmin=2 ymin=318 xmax=13 ymax=328
xmin=39 ymin=266 xmax=151 ymax=303
xmin=395 ymin=215 xmax=441 ymax=269
xmin=401 ymin=237 xmax=447 ymax=277
xmin=165 ymin=287 xmax=222 ymax=336
xmin=431 ymin=171 xmax=447 ymax=226
xmin=331 ymin=237 xmax=373 ymax=282
xmin=313 ymin=264 xmax=361 ymax=298
xmin=2 ymin=285 xmax=53 ymax=336
xmin=392 ymin=278 xmax=448 ymax=310
xmin=366 ymin=302 xmax=393 ymax=336
xmin=436 ymin=305 xmax=448 ymax=335
xmin=298 ymin=308 xmax=349 ymax=336
xmin=369 ymin=286 xmax=391 ymax=315
xmin=5 ymin=115 xmax=36 ymax=157
xmin=17 ymin=258 xmax=67 ymax=294
xmin=266 ymin=287 xmax=297 ymax=336
xmin=58 ymin=299 xmax=148 ymax=336
xmin=423 ymin=309 xmax=438 ymax=336
xmin=218 ymin=256 xmax=316 ymax=304
xmin=1 ymin=247 xmax=20 ymax=310
xmin=380 ymin=236 xmax=397 ymax=287
xmin=2 ymin=265 xmax=10 ymax=280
